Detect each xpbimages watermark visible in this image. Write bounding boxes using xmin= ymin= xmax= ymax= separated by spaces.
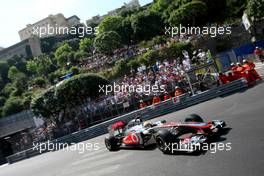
xmin=163 ymin=141 xmax=232 ymax=154
xmin=32 ymin=24 xmax=99 ymax=38
xmin=165 ymin=24 xmax=232 ymax=38
xmin=33 ymin=141 xmax=100 ymax=154
xmin=99 ymin=83 xmax=166 ymax=95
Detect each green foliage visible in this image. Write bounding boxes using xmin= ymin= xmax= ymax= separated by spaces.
xmin=55 ymin=43 xmax=73 ymax=67
xmin=11 ymin=76 xmax=28 ymax=97
xmin=131 ymin=10 xmax=164 ymax=42
xmin=31 ymin=88 xmax=62 ymax=121
xmin=27 ymin=54 xmax=56 ymax=77
xmin=31 ymin=77 xmax=46 ymax=87
xmin=119 ymin=8 xmax=139 ymax=18
xmin=58 ymin=38 xmax=80 ymax=51
xmin=121 ymin=17 xmax=134 ymax=45
xmin=247 ymin=0 xmax=264 ymax=19
xmin=128 ymin=58 xmax=140 ymax=70
xmin=138 ymin=50 xmax=159 ymax=66
xmin=94 ymin=31 xmax=122 ymax=55
xmin=98 ymin=16 xmax=124 ymax=34
xmin=112 ymin=59 xmax=130 ymax=77
xmin=79 ymin=38 xmax=93 ymax=52
xmin=31 ymin=73 xmax=109 ymax=124
xmin=140 ymin=36 xmax=167 ymax=48
xmin=70 ymin=66 xmax=80 ymax=75
xmin=74 ymin=50 xmax=90 ymax=61
xmin=169 ymin=1 xmax=208 ymax=26
xmin=55 ymin=73 xmax=109 ymax=107
xmin=151 ymin=0 xmax=172 ymax=12
xmin=7 ymin=55 xmax=27 ymax=74
xmin=98 ymin=15 xmax=134 ymax=45
xmin=8 ymin=66 xmax=26 ymax=81
xmin=1 ymin=83 xmax=15 ymax=97
xmin=22 ymin=91 xmax=33 ymax=109
xmin=2 ymin=96 xmax=24 ymax=117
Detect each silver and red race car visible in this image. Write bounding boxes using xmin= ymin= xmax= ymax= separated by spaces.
xmin=104 ymin=114 xmax=226 ymax=154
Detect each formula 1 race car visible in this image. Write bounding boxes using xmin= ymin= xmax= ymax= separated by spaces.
xmin=104 ymin=114 xmax=226 ymax=154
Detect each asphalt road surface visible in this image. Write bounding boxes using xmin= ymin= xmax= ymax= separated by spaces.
xmin=1 ymin=63 xmax=264 ymax=176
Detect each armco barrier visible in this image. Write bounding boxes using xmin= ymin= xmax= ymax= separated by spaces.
xmin=6 ymin=79 xmax=248 ymax=164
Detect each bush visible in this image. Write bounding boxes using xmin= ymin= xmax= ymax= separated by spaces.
xmin=169 ymin=1 xmax=208 ymax=26
xmin=31 ymin=77 xmax=46 ymax=87
xmin=2 ymin=97 xmax=24 ymax=117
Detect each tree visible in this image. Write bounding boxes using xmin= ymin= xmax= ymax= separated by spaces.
xmin=98 ymin=16 xmax=133 ymax=45
xmin=98 ymin=16 xmax=124 ymax=34
xmin=94 ymin=31 xmax=122 ymax=55
xmin=151 ymin=0 xmax=173 ymax=12
xmin=74 ymin=51 xmax=90 ymax=61
xmin=55 ymin=73 xmax=109 ymax=107
xmin=55 ymin=43 xmax=73 ymax=67
xmin=27 ymin=54 xmax=56 ymax=77
xmin=121 ymin=17 xmax=134 ymax=45
xmin=1 ymin=83 xmax=15 ymax=97
xmin=131 ymin=10 xmax=164 ymax=42
xmin=26 ymin=60 xmax=38 ymax=74
xmin=2 ymin=97 xmax=24 ymax=117
xmin=169 ymin=1 xmax=208 ymax=26
xmin=31 ymin=88 xmax=64 ymax=125
xmin=31 ymin=73 xmax=109 ymax=126
xmin=31 ymin=77 xmax=46 ymax=87
xmin=79 ymin=38 xmax=93 ymax=53
xmin=58 ymin=38 xmax=80 ymax=51
xmin=8 ymin=66 xmax=26 ymax=82
xmin=247 ymin=0 xmax=264 ymax=19
xmin=7 ymin=55 xmax=27 ymax=74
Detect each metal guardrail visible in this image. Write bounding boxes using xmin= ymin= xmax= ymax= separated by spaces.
xmin=6 ymin=79 xmax=248 ymax=164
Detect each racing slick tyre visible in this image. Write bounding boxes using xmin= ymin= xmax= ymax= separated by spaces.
xmin=185 ymin=114 xmax=204 ymax=123
xmin=105 ymin=136 xmax=119 ymax=151
xmin=155 ymin=129 xmax=174 ymax=154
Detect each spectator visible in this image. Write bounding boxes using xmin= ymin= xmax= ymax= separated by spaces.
xmin=174 ymin=86 xmax=184 ymax=97
xmin=219 ymin=72 xmax=230 ymax=85
xmin=242 ymin=59 xmax=262 ymax=81
xmin=164 ymin=92 xmax=172 ymax=101
xmin=139 ymin=100 xmax=147 ymax=109
xmin=227 ymin=72 xmax=236 ymax=82
xmin=152 ymin=95 xmax=161 ymax=105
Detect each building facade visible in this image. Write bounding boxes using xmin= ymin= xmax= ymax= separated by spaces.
xmin=18 ymin=13 xmax=80 ymax=41
xmin=0 ymin=37 xmax=42 ymax=60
